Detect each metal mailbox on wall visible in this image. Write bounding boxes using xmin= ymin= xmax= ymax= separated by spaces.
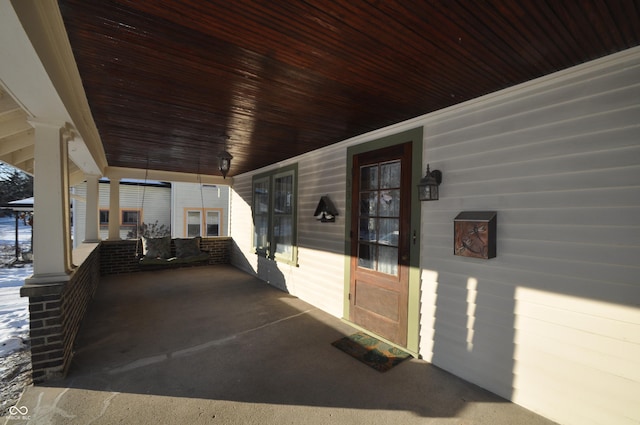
xmin=454 ymin=211 xmax=497 ymax=259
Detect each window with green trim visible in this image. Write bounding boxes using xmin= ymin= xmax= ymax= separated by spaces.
xmin=252 ymin=164 xmax=298 ymax=264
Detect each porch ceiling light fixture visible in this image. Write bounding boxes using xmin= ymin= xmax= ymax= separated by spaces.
xmin=217 ymin=135 xmax=233 ymax=179
xmin=418 ymin=164 xmax=443 ymax=201
xmin=314 ymin=195 xmax=339 ymax=222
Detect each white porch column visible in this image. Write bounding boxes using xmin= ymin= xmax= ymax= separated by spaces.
xmin=107 ymin=179 xmax=121 ymax=240
xmin=84 ymin=174 xmax=101 ymax=242
xmin=26 ymin=120 xmax=73 ymax=283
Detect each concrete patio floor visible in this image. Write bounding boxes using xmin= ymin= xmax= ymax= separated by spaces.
xmin=11 ymin=265 xmax=557 ymax=425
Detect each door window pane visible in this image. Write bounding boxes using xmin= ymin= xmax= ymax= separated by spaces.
xmin=360 ymin=165 xmax=378 ymax=190
xmin=378 ymin=219 xmax=399 ymax=246
xmin=379 ymin=190 xmax=400 ymax=217
xmin=359 ymin=218 xmax=377 ymax=242
xmin=380 ymin=160 xmax=401 ymax=188
xmin=360 ymin=192 xmax=377 ymax=216
xmin=378 ymin=246 xmax=398 ymax=275
xmin=358 ymin=243 xmax=375 ymax=270
xmin=356 ymin=160 xmax=401 ymax=276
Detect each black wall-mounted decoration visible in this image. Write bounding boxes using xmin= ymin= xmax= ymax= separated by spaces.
xmin=314 ymin=195 xmax=339 ymax=222
xmin=454 ymin=211 xmax=497 ymax=259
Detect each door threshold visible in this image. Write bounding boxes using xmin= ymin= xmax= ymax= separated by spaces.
xmin=339 ymin=318 xmax=421 ymax=359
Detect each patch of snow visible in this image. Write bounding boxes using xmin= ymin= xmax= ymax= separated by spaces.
xmin=0 ymin=216 xmax=32 ymax=246
xmin=0 ymin=264 xmax=31 ymax=357
xmin=0 ymin=218 xmax=33 ymax=416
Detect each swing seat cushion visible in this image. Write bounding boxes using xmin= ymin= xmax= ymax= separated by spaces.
xmin=175 ymin=237 xmax=202 ymax=258
xmin=138 ymin=236 xmax=209 ymax=266
xmin=141 ymin=235 xmax=171 ymax=259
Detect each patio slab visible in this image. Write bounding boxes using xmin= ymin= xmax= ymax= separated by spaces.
xmin=10 ymin=265 xmax=557 ymax=424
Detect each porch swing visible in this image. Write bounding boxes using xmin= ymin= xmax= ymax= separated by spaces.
xmin=136 ymin=165 xmax=210 ymax=268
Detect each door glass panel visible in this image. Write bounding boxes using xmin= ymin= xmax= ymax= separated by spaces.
xmin=378 ymin=219 xmax=399 ymax=246
xmin=358 ymin=243 xmax=375 ymax=269
xmin=359 ymin=218 xmax=377 ymax=242
xmin=378 ymin=246 xmax=398 ymax=275
xmin=379 ymin=189 xmax=400 ymax=217
xmin=360 ymin=165 xmax=378 ymax=191
xmin=360 ymin=192 xmax=377 ymax=216
xmin=356 ymin=159 xmax=400 ymax=276
xmin=380 ymin=160 xmax=400 ymax=188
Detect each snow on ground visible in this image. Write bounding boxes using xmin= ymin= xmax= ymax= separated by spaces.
xmin=0 ymin=215 xmax=32 ymax=249
xmin=0 ymin=216 xmax=33 ymax=416
xmin=0 ymin=265 xmax=30 ymax=356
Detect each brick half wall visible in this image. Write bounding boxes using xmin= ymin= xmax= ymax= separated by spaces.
xmin=21 ymin=243 xmax=101 ymax=383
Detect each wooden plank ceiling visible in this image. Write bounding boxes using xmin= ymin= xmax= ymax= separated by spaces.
xmin=58 ymin=0 xmax=640 ymax=178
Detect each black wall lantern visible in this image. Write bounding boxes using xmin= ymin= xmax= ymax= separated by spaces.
xmin=217 ymin=150 xmax=233 ymax=179
xmin=418 ymin=164 xmax=443 ymax=201
xmin=314 ymin=195 xmax=339 ymax=222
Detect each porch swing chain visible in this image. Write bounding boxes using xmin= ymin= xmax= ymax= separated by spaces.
xmin=134 ymin=160 xmax=150 ymax=258
xmin=134 ymin=159 xmax=205 ymax=258
xmin=198 ymin=160 xmax=205 ymax=237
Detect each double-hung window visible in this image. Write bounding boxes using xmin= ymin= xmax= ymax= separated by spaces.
xmin=252 ymin=164 xmax=298 ymax=265
xmin=187 ymin=211 xmax=201 ymax=237
xmin=185 ymin=208 xmax=223 ymax=237
xmin=121 ymin=210 xmax=140 ymax=226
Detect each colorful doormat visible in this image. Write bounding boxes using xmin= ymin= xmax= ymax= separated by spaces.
xmin=331 ymin=332 xmax=412 ymax=372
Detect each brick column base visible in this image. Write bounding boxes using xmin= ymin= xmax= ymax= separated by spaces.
xmin=22 ymin=284 xmax=65 ymax=381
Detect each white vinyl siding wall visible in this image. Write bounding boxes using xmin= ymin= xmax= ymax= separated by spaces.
xmin=416 ymin=48 xmax=640 ymax=425
xmin=171 ymin=182 xmax=229 ymax=238
xmin=231 ymin=147 xmax=346 ymax=316
xmin=230 ymin=46 xmax=640 ymax=425
xmin=72 ymin=182 xmax=171 ymax=243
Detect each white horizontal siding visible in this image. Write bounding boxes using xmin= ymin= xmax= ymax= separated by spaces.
xmin=72 ymin=182 xmax=171 ymax=243
xmin=228 ymin=47 xmax=640 ymax=425
xmin=417 ymin=47 xmax=640 ymax=425
xmin=171 ymin=182 xmax=230 ymax=237
xmin=230 ymin=147 xmax=347 ymax=318
xmin=229 ymin=175 xmax=258 ymax=275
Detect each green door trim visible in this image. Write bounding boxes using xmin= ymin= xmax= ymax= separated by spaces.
xmin=344 ymin=126 xmax=423 ymax=355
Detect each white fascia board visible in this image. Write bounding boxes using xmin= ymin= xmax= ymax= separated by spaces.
xmin=105 ymin=166 xmax=234 ymax=186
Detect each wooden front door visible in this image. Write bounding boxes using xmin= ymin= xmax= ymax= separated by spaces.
xmin=350 ymin=142 xmax=412 ymax=346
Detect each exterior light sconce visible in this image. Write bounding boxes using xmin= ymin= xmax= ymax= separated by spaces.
xmin=313 ymin=195 xmax=339 ymax=222
xmin=418 ymin=164 xmax=443 ymax=201
xmin=217 ymin=150 xmax=233 ymax=179
xmin=217 ymin=135 xmax=233 ymax=179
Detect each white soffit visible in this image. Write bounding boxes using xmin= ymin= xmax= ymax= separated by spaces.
xmin=0 ymin=0 xmax=104 ymax=177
